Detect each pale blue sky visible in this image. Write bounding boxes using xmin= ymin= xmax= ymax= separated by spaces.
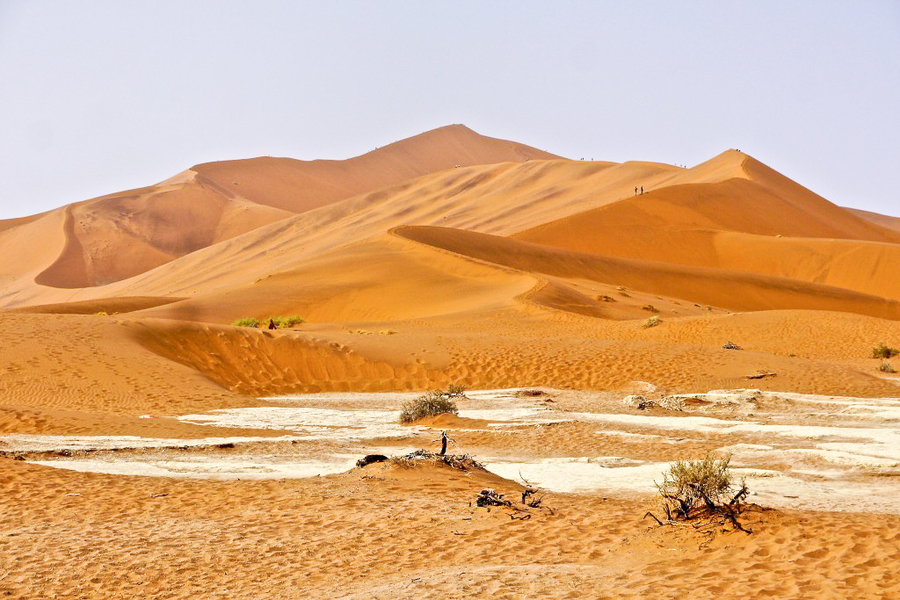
xmin=0 ymin=1 xmax=897 ymax=220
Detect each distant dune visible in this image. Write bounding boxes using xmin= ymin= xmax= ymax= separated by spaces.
xmin=1 ymin=125 xmax=555 ymax=290
xmin=846 ymin=206 xmax=900 ymax=233
xmin=1 ymin=129 xmax=898 ymax=317
xmin=1 ymin=124 xmax=899 ymax=406
xmin=192 ymin=124 xmax=560 ymax=214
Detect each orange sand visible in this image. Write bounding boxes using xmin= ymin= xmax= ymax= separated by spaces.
xmin=1 ymin=125 xmax=899 ymax=598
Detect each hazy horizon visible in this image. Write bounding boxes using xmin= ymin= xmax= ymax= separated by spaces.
xmin=1 ymin=1 xmax=897 ymax=220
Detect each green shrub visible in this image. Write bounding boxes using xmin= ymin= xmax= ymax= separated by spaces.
xmin=232 ymin=317 xmax=260 ymax=328
xmin=872 ymin=343 xmax=899 ymax=359
xmin=271 ymin=315 xmax=305 ymax=328
xmin=399 ymin=386 xmax=464 ymax=423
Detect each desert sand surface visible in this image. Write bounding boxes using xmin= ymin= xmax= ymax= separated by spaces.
xmin=2 ymin=125 xmax=900 ymax=598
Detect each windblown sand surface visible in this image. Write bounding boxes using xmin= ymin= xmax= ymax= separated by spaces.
xmin=1 ymin=125 xmax=899 ymax=598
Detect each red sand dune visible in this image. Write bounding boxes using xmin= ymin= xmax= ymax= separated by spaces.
xmin=192 ymin=124 xmax=560 ymax=214
xmin=1 ymin=125 xmax=555 ymax=291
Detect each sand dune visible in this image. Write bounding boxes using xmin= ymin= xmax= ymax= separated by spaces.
xmin=1 ymin=125 xmax=554 ymax=293
xmin=0 ymin=156 xmax=698 ymax=309
xmin=514 ymin=153 xmax=900 ymax=298
xmin=3 ymin=126 xmax=900 ymax=598
xmin=192 ymin=124 xmax=560 ymax=214
xmin=397 ymin=225 xmax=900 ymax=319
xmin=136 ymin=233 xmax=536 ymax=325
xmin=516 ymin=196 xmax=900 ymax=299
xmin=29 ymin=172 xmax=293 ymax=288
xmin=847 ymin=206 xmax=900 ymax=233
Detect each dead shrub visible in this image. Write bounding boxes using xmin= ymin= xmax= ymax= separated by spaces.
xmin=654 ymin=453 xmax=751 ymax=533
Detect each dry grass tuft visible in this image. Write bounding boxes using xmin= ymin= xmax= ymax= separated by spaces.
xmin=642 ymin=316 xmax=661 ymax=328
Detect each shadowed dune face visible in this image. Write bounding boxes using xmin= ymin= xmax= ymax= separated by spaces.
xmin=5 ymin=296 xmax=184 ymax=315
xmin=33 ymin=174 xmax=293 ymax=288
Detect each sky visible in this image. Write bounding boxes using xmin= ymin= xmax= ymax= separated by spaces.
xmin=0 ymin=1 xmax=897 ymax=220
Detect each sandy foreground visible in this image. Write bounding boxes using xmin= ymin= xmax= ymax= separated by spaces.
xmin=3 ymin=385 xmax=900 ymax=599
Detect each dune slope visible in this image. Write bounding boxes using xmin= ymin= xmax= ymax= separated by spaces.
xmin=3 ymin=125 xmax=557 ymax=292
xmin=192 ymin=124 xmax=560 ymax=214
xmin=397 ymin=225 xmax=900 ymax=320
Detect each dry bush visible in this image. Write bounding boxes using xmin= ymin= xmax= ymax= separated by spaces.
xmin=872 ymin=343 xmax=899 ymax=359
xmin=598 ymin=295 xmax=616 ymax=302
xmin=878 ymin=360 xmax=896 ymax=373
xmin=655 ymin=453 xmax=751 ymax=532
xmin=389 ymin=449 xmax=482 ymax=470
xmin=642 ymin=316 xmax=661 ymax=328
xmin=445 ymin=383 xmax=466 ymax=397
xmin=642 ymin=304 xmax=659 ymax=313
xmin=399 ymin=386 xmax=464 ymax=423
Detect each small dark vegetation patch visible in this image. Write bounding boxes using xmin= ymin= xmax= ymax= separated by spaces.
xmin=873 ymin=343 xmax=899 ymax=359
xmin=356 ymin=454 xmax=389 ymax=468
xmin=516 ymin=389 xmax=546 ymax=397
